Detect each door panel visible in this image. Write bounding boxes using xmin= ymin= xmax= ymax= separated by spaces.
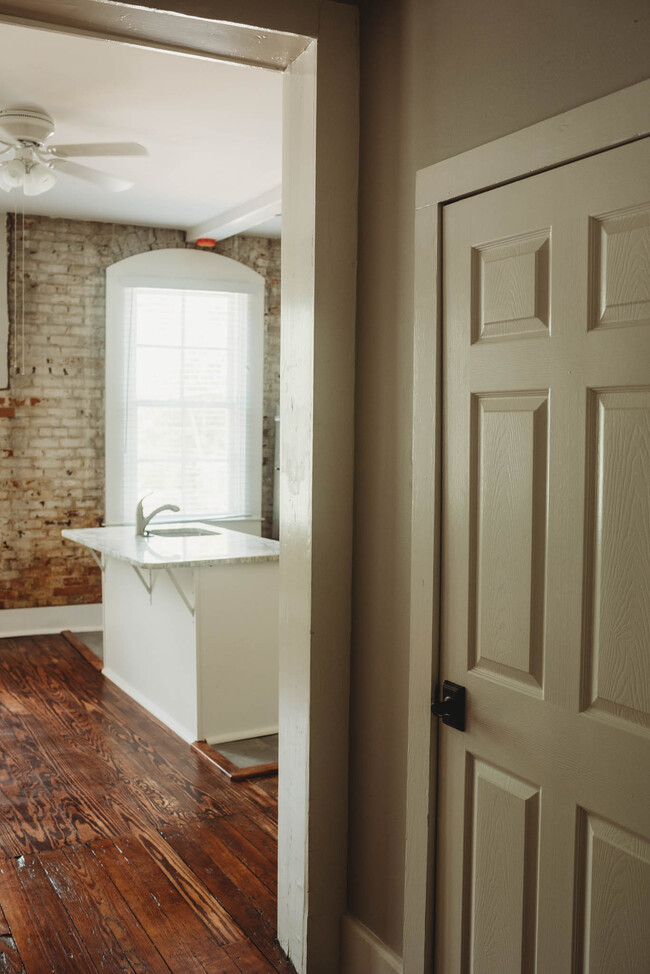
xmin=465 ymin=758 xmax=540 ymax=974
xmin=585 ymin=389 xmax=650 ymax=727
xmin=576 ymin=813 xmax=650 ymax=974
xmin=589 ymin=205 xmax=650 ymax=330
xmin=437 ymin=137 xmax=650 ymax=973
xmin=471 ymin=229 xmax=550 ymax=342
xmin=471 ymin=393 xmax=548 ymax=691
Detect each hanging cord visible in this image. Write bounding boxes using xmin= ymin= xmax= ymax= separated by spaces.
xmin=21 ymin=203 xmax=25 ymax=377
xmin=12 ymin=208 xmax=26 ymax=376
xmin=13 ymin=211 xmax=17 ymax=374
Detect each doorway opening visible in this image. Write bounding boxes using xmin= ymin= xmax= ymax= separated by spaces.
xmin=0 ymin=3 xmax=359 ymax=971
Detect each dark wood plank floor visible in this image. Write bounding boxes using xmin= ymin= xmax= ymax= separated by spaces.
xmin=0 ymin=634 xmax=293 ymax=973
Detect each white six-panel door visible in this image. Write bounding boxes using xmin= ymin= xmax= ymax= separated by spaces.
xmin=436 ymin=137 xmax=650 ymax=973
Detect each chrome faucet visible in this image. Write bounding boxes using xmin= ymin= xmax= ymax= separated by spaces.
xmin=136 ymin=494 xmax=180 ymax=536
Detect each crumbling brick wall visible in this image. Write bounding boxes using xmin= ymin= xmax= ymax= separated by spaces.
xmin=0 ymin=214 xmax=280 ymax=609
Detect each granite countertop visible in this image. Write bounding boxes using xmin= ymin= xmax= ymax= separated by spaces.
xmin=62 ymin=524 xmax=279 ymax=570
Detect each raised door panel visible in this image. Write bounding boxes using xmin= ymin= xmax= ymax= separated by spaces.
xmin=471 ymin=230 xmax=550 ymax=342
xmin=464 ymin=759 xmax=539 ymax=974
xmin=577 ymin=812 xmax=650 ymax=974
xmin=585 ymin=389 xmax=650 ymax=727
xmin=589 ymin=205 xmax=650 ymax=330
xmin=471 ymin=394 xmax=548 ymax=691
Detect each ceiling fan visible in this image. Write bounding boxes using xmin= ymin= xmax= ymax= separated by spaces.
xmin=0 ymin=107 xmax=146 ymax=196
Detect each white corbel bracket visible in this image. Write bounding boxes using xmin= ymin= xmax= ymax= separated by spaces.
xmin=132 ymin=565 xmax=154 ymax=603
xmin=89 ymin=549 xmax=105 ymax=575
xmin=164 ymin=567 xmax=195 ymax=618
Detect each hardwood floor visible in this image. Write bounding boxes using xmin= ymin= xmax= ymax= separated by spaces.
xmin=0 ymin=634 xmax=293 ymax=973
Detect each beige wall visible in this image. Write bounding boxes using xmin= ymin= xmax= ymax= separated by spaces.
xmin=349 ymin=0 xmax=650 ymax=956
xmin=411 ymin=0 xmax=650 ymax=170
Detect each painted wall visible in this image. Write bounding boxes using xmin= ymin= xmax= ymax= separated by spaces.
xmin=348 ymin=0 xmax=650 ymax=957
xmin=0 ymin=215 xmax=280 ymax=610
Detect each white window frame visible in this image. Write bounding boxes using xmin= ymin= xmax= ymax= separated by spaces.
xmin=105 ymin=247 xmax=265 ymax=526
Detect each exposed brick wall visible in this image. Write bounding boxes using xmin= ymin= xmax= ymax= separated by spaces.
xmin=212 ymin=234 xmax=281 ymax=540
xmin=0 ymin=214 xmax=280 ymax=610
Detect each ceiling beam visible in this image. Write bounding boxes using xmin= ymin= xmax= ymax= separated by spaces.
xmin=186 ymin=185 xmax=282 ymax=241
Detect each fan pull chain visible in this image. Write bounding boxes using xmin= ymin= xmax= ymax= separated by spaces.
xmin=12 ymin=209 xmax=25 ymax=377
xmin=21 ymin=203 xmax=25 ymax=377
xmin=13 ymin=211 xmax=16 ymax=374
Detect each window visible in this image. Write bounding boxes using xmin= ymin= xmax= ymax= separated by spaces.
xmin=105 ymin=249 xmax=264 ymax=525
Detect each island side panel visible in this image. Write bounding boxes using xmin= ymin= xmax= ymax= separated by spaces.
xmin=195 ymin=561 xmax=279 ymax=745
xmin=102 ymin=559 xmax=199 ymax=743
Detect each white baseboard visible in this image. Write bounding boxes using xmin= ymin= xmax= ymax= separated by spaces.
xmin=0 ymin=603 xmax=103 ymax=638
xmin=205 ymin=724 xmax=279 ymax=746
xmin=102 ymin=666 xmax=195 ymax=744
xmin=341 ymin=915 xmax=403 ymax=974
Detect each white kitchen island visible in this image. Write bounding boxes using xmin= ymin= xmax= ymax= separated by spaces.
xmin=62 ymin=524 xmax=279 ymax=746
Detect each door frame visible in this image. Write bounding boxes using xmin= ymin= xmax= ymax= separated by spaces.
xmin=0 ymin=3 xmax=359 ymax=972
xmin=403 ymin=78 xmax=650 ymax=974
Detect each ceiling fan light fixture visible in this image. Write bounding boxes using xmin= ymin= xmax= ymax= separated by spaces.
xmin=0 ymin=157 xmax=57 ymax=195
xmin=23 ymin=161 xmax=57 ymax=196
xmin=0 ymin=158 xmax=27 ymax=190
xmin=0 ymin=106 xmax=143 ymax=196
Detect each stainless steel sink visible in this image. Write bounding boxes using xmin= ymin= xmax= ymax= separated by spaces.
xmin=147 ymin=527 xmax=219 ymax=538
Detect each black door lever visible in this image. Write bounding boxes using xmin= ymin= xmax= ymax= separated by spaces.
xmin=431 ymin=680 xmax=466 ymax=731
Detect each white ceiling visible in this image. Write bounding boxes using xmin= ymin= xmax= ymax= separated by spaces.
xmin=0 ymin=22 xmax=282 ymax=237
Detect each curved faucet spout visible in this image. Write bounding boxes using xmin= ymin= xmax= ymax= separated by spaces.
xmin=135 ymin=495 xmax=181 ymax=536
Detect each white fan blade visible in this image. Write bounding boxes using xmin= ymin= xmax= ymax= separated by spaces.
xmin=50 ymin=142 xmax=147 ymax=158
xmin=51 ymin=157 xmax=133 ymax=192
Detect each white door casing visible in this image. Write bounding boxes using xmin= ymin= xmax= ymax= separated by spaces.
xmin=437 ymin=136 xmax=650 ymax=972
xmin=405 ymin=80 xmax=650 ymax=974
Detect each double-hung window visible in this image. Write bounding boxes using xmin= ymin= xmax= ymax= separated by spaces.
xmin=105 ymin=249 xmax=264 ymax=526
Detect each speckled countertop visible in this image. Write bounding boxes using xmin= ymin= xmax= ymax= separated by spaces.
xmin=62 ymin=524 xmax=279 ymax=570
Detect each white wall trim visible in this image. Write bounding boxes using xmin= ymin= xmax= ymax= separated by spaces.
xmin=416 ymin=78 xmax=650 ymax=209
xmin=0 ymin=2 xmax=314 ymax=70
xmin=341 ymin=915 xmax=403 ymax=974
xmin=0 ymin=603 xmax=103 ymax=638
xmin=206 ymin=724 xmax=278 ymax=746
xmin=404 ymin=78 xmax=650 ymax=974
xmin=278 ymin=7 xmax=358 ymax=970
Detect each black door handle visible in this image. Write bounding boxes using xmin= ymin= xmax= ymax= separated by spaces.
xmin=431 ymin=681 xmax=466 ymax=731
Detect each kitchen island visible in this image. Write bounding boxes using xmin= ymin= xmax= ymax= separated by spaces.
xmin=62 ymin=524 xmax=279 ymax=745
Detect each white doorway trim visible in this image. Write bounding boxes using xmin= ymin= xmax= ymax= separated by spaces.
xmin=1 ymin=3 xmax=359 ymax=972
xmin=404 ymin=78 xmax=650 ymax=974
